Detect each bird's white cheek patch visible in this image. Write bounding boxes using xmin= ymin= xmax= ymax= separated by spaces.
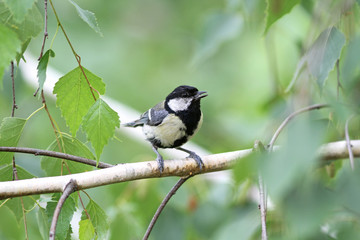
xmin=167 ymin=97 xmax=192 ymax=112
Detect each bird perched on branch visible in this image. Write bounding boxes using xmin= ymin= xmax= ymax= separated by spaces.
xmin=123 ymin=85 xmax=208 ymax=173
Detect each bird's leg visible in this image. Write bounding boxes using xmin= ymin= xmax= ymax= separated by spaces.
xmin=152 ymin=145 xmax=164 ymax=173
xmin=176 ymin=147 xmax=204 ymax=170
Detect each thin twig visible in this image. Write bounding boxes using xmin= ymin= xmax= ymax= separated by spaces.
xmin=48 ymin=0 xmax=97 ymax=101
xmin=38 ymin=0 xmax=49 ymax=60
xmin=49 ymin=179 xmax=78 ymax=240
xmin=263 ymin=104 xmax=328 ymax=239
xmin=11 ymin=61 xmax=18 ymax=117
xmin=78 ymin=191 xmax=91 ymax=220
xmin=268 ymin=103 xmax=329 ymax=151
xmin=0 ymin=147 xmax=113 ymax=169
xmin=143 ymin=175 xmax=193 ymax=240
xmin=258 ymin=175 xmax=267 ymax=240
xmin=253 ymin=141 xmax=268 ymax=240
xmin=336 ymin=60 xmax=342 ymax=100
xmin=10 ymin=62 xmax=28 ymax=240
xmin=345 ymin=115 xmax=355 ymax=170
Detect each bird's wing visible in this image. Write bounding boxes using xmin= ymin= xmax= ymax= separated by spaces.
xmin=147 ymin=101 xmax=169 ymax=126
xmin=122 ymin=101 xmax=168 ymax=127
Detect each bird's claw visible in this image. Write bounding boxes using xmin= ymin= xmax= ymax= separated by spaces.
xmin=188 ymin=152 xmax=204 ymax=171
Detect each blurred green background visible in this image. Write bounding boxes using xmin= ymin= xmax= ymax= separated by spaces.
xmin=1 ymin=0 xmax=360 ymax=239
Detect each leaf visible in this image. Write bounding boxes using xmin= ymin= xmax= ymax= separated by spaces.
xmin=0 ymin=23 xmax=21 ymax=86
xmin=0 ymin=165 xmax=39 ymax=223
xmin=3 ymin=0 xmax=36 ymax=23
xmin=261 ymin=118 xmax=326 ymax=202
xmin=37 ymin=49 xmax=55 ymax=95
xmin=79 ymin=219 xmax=95 ymax=240
xmin=0 ymin=117 xmax=27 ymax=165
xmin=81 ymin=199 xmax=109 ymax=240
xmin=287 ymin=27 xmax=346 ymax=92
xmin=307 ymin=27 xmax=346 ymax=88
xmin=82 ymin=99 xmax=119 ymax=160
xmin=68 ymin=0 xmax=103 ymax=37
xmin=37 ymin=206 xmax=50 ymax=240
xmin=191 ymin=12 xmax=243 ymax=66
xmin=16 ymin=38 xmax=31 ymax=65
xmin=46 ymin=193 xmax=77 ymax=240
xmin=53 ymin=66 xmax=105 ymax=136
xmin=264 ymin=0 xmax=300 ymax=33
xmin=213 ymin=210 xmax=260 ymax=240
xmin=41 ymin=135 xmax=94 ymax=176
xmin=0 ymin=2 xmax=43 ymax=43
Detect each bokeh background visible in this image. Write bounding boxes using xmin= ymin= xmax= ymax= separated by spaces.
xmin=1 ymin=0 xmax=360 ymax=239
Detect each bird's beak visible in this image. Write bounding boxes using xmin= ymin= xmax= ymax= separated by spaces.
xmin=195 ymin=91 xmax=208 ymax=100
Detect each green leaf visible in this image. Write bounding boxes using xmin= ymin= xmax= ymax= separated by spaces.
xmin=3 ymin=0 xmax=36 ymax=23
xmin=46 ymin=193 xmax=77 ymax=240
xmin=261 ymin=118 xmax=326 ymax=202
xmin=0 ymin=117 xmax=27 ymax=165
xmin=213 ymin=210 xmax=260 ymax=240
xmin=16 ymin=38 xmax=31 ymax=65
xmin=0 ymin=2 xmax=43 ymax=43
xmin=265 ymin=0 xmax=300 ymax=33
xmin=37 ymin=206 xmax=50 ymax=240
xmin=68 ymin=0 xmax=103 ymax=37
xmin=53 ymin=66 xmax=105 ymax=136
xmin=82 ymin=99 xmax=119 ymax=160
xmin=0 ymin=23 xmax=21 ymax=85
xmin=81 ymin=199 xmax=109 ymax=240
xmin=192 ymin=12 xmax=243 ymax=66
xmin=308 ymin=27 xmax=346 ymax=88
xmin=79 ymin=219 xmax=95 ymax=240
xmin=41 ymin=135 xmax=94 ymax=176
xmin=37 ymin=49 xmax=55 ymax=95
xmin=287 ymin=27 xmax=346 ymax=92
xmin=0 ymin=165 xmax=39 ymax=223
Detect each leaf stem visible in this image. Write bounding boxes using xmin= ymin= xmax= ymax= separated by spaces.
xmin=26 ymin=105 xmax=45 ymax=121
xmin=48 ymin=0 xmax=97 ymax=101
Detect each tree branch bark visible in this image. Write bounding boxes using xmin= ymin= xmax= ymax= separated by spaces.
xmin=49 ymin=179 xmax=77 ymax=240
xmin=0 ymin=147 xmax=113 ymax=169
xmin=0 ymin=140 xmax=358 ymax=200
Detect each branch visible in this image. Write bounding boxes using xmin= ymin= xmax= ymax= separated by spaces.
xmin=38 ymin=0 xmax=49 ymax=60
xmin=0 ymin=149 xmax=252 ymax=199
xmin=49 ymin=179 xmax=77 ymax=240
xmin=345 ymin=115 xmax=355 ymax=170
xmin=268 ymin=103 xmax=329 ymax=151
xmin=0 ymin=141 xmax=358 ymax=199
xmin=0 ymin=147 xmax=113 ymax=169
xmin=143 ymin=175 xmax=193 ymax=240
xmin=11 ymin=61 xmax=18 ymax=117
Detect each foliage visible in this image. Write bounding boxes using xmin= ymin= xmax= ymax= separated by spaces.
xmin=0 ymin=0 xmax=360 ymax=239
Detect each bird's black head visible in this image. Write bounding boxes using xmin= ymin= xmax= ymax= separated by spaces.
xmin=165 ymin=85 xmax=207 ymax=113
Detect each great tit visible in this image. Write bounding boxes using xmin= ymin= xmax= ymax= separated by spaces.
xmin=123 ymin=85 xmax=208 ymax=173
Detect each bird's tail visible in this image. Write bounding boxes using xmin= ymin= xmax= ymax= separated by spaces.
xmin=121 ymin=120 xmax=144 ymax=128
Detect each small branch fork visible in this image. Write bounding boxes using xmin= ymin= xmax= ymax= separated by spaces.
xmin=49 ymin=179 xmax=78 ymax=240
xmin=258 ymin=103 xmax=330 ymax=240
xmin=142 ymin=175 xmax=193 ymax=240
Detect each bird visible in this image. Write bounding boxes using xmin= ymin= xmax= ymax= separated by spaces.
xmin=123 ymin=85 xmax=207 ymax=173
